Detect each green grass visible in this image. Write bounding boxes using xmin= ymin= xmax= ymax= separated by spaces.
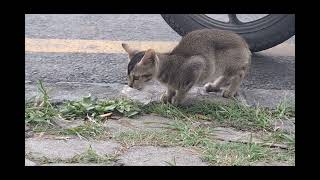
xmin=143 ymin=101 xmax=295 ymax=131
xmin=263 ymin=131 xmax=295 ymax=149
xmin=271 ymin=148 xmax=295 ymax=165
xmin=25 ymin=80 xmax=58 ymax=129
xmin=200 ymin=142 xmax=294 ymax=166
xmin=113 ymin=117 xmax=295 ymax=166
xmin=168 ymin=120 xmax=212 ymax=147
xmin=26 ymin=80 xmax=294 ymax=135
xmin=26 ymin=146 xmax=118 ymax=165
xmin=67 ymin=145 xmax=117 ymax=164
xmin=273 ymin=100 xmax=295 ymax=120
xmin=114 ymin=120 xmax=212 ymax=147
xmin=202 ymin=142 xmax=268 ymax=166
xmin=25 ymin=80 xmax=143 ymax=137
xmin=59 ymin=122 xmax=108 ymax=140
xmin=60 ymin=96 xmax=142 ymax=120
xmin=115 ymin=130 xmax=177 ymax=147
xmin=25 ymin=80 xmax=295 ymax=166
xmin=114 ymin=119 xmax=294 ymax=166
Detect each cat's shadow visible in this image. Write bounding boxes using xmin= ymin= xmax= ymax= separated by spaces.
xmin=241 ymin=53 xmax=295 ymax=90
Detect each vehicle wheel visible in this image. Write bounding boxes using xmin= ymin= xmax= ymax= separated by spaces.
xmin=161 ymin=14 xmax=295 ymax=52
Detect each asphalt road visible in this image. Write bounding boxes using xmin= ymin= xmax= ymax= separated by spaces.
xmin=25 ymin=14 xmax=295 ymax=90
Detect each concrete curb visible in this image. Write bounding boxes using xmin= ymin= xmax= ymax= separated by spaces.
xmin=25 ymin=81 xmax=294 ymax=108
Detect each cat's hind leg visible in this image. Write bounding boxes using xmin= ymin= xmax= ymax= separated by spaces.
xmin=222 ymin=70 xmax=245 ymax=98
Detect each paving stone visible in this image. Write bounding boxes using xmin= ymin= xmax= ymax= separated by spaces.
xmin=41 ymin=163 xmax=109 ymax=166
xmin=118 ymin=146 xmax=207 ymax=166
xmin=252 ymin=161 xmax=292 ymax=166
xmin=25 ymin=82 xmax=123 ymax=103
xmin=211 ymin=127 xmax=289 ymax=149
xmin=211 ymin=127 xmax=263 ymax=144
xmin=25 ymin=81 xmax=240 ymax=106
xmin=104 ymin=114 xmax=172 ymax=133
xmin=25 ymin=136 xmax=121 ymax=160
xmin=273 ymin=119 xmax=295 ymax=134
xmin=51 ymin=118 xmax=85 ymax=129
xmin=25 ymin=159 xmax=37 ymax=166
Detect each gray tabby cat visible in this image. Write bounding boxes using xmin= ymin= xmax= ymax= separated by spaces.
xmin=122 ymin=28 xmax=251 ymax=105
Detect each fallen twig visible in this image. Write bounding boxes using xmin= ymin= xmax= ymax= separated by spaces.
xmin=214 ymin=137 xmax=289 ymax=149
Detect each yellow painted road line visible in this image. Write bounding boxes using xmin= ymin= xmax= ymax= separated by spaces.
xmin=260 ymin=43 xmax=295 ymax=57
xmin=25 ymin=38 xmax=294 ymax=56
xmin=25 ymin=38 xmax=178 ymax=54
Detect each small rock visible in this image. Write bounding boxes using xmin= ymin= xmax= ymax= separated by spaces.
xmin=120 ymin=85 xmax=154 ymax=105
xmin=273 ymin=119 xmax=295 ymax=133
xmin=51 ymin=118 xmax=84 ymax=129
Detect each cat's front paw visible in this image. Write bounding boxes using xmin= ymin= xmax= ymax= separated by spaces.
xmin=171 ymin=97 xmax=182 ymax=106
xmin=160 ymin=93 xmax=169 ymax=103
xmin=204 ymin=83 xmax=221 ymax=92
xmin=222 ymin=90 xmax=237 ymax=98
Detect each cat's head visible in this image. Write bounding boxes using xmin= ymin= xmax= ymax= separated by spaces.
xmin=122 ymin=43 xmax=158 ymax=90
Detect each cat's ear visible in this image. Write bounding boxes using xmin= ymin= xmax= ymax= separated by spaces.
xmin=138 ymin=49 xmax=156 ymax=65
xmin=122 ymin=43 xmax=137 ymax=59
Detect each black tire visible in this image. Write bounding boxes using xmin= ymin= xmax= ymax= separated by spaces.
xmin=161 ymin=14 xmax=295 ymax=52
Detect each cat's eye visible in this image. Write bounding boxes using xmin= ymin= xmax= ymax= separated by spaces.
xmin=142 ymin=74 xmax=152 ymax=78
xmin=133 ymin=76 xmax=140 ymax=80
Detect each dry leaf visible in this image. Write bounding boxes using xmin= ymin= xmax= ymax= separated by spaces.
xmin=38 ymin=132 xmax=45 ymax=138
xmin=39 ymin=101 xmax=44 ymax=107
xmin=99 ymin=112 xmax=113 ymax=118
xmin=54 ymin=136 xmax=71 ymax=140
xmin=108 ymin=115 xmax=121 ymax=120
xmin=195 ymin=114 xmax=210 ymax=120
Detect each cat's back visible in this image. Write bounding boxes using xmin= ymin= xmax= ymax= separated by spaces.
xmin=171 ymin=28 xmax=248 ymax=56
